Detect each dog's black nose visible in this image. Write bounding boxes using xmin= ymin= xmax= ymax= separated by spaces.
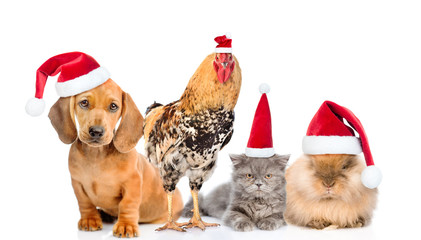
xmin=89 ymin=126 xmax=104 ymax=139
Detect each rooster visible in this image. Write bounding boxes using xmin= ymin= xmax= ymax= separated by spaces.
xmin=144 ymin=34 xmax=241 ymax=231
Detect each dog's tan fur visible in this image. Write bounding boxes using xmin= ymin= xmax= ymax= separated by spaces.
xmin=49 ymin=79 xmax=183 ymax=238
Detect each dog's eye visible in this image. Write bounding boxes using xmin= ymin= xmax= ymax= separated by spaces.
xmin=109 ymin=103 xmax=119 ymax=112
xmin=246 ymin=174 xmax=253 ymax=179
xmin=265 ymin=174 xmax=272 ymax=179
xmin=79 ymin=100 xmax=89 ymax=109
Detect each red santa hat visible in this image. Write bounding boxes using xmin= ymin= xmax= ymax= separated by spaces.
xmin=245 ymin=83 xmax=274 ymax=158
xmin=25 ymin=52 xmax=110 ymax=116
xmin=302 ymin=101 xmax=382 ymax=189
xmin=214 ymin=33 xmax=232 ymax=53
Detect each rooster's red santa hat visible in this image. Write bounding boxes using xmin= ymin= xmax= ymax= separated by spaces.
xmin=215 ymin=33 xmax=232 ymax=53
xmin=302 ymin=101 xmax=382 ymax=189
xmin=25 ymin=52 xmax=110 ymax=116
xmin=245 ymin=83 xmax=274 ymax=158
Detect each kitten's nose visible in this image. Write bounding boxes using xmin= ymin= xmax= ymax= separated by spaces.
xmin=256 ymin=183 xmax=262 ymax=188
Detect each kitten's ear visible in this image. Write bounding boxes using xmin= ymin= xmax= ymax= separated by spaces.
xmin=273 ymin=154 xmax=290 ymax=170
xmin=229 ymin=153 xmax=246 ymax=166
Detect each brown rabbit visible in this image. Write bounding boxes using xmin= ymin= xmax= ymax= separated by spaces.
xmin=284 ymin=154 xmax=378 ymax=229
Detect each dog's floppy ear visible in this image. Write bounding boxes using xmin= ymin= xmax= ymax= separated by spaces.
xmin=113 ymin=92 xmax=144 ymax=153
xmin=48 ymin=97 xmax=77 ymax=144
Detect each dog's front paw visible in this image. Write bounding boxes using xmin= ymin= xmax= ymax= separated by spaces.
xmin=113 ymin=221 xmax=139 ymax=238
xmin=78 ymin=216 xmax=103 ymax=231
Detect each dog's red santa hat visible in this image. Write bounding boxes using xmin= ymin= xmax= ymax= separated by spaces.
xmin=245 ymin=83 xmax=274 ymax=158
xmin=25 ymin=52 xmax=110 ymax=116
xmin=302 ymin=100 xmax=382 ymax=189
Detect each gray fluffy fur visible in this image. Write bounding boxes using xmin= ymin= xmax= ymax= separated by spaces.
xmin=182 ymin=153 xmax=289 ymax=231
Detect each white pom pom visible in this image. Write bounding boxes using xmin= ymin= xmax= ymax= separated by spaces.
xmin=25 ymin=98 xmax=45 ymax=117
xmin=361 ymin=165 xmax=382 ymax=189
xmin=225 ymin=32 xmax=231 ymax=39
xmin=259 ymin=83 xmax=270 ymax=94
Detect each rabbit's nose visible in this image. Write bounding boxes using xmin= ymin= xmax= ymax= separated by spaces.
xmin=323 ymin=181 xmax=335 ymax=188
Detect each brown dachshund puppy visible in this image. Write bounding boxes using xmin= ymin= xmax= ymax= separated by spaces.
xmin=48 ymin=79 xmax=183 ymax=238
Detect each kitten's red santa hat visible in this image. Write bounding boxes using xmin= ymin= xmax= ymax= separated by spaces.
xmin=303 ymin=101 xmax=382 ymax=189
xmin=245 ymin=83 xmax=274 ymax=158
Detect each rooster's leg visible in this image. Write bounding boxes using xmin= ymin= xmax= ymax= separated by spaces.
xmin=183 ymin=189 xmax=220 ymax=230
xmin=155 ymin=192 xmax=186 ymax=232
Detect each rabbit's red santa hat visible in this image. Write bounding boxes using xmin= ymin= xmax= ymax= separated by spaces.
xmin=302 ymin=101 xmax=382 ymax=189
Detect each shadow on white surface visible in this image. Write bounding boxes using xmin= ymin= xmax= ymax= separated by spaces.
xmin=76 ymin=216 xmax=377 ymax=240
xmin=284 ymin=225 xmax=376 ymax=240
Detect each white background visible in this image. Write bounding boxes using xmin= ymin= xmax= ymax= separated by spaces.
xmin=1 ymin=0 xmax=420 ymax=239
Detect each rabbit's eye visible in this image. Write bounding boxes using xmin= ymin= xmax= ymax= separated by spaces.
xmin=342 ymin=159 xmax=355 ymax=170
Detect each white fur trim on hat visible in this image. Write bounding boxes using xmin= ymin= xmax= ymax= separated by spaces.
xmin=55 ymin=67 xmax=110 ymax=97
xmin=361 ymin=165 xmax=382 ymax=189
xmin=302 ymin=135 xmax=362 ymax=155
xmin=25 ymin=97 xmax=45 ymax=116
xmin=245 ymin=147 xmax=275 ymax=158
xmin=215 ymin=47 xmax=232 ymax=53
xmin=259 ymin=83 xmax=270 ymax=94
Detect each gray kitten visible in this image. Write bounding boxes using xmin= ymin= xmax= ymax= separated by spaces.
xmin=182 ymin=153 xmax=289 ymax=231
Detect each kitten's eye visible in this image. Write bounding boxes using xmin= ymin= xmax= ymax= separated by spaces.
xmin=246 ymin=174 xmax=253 ymax=179
xmin=79 ymin=100 xmax=89 ymax=109
xmin=109 ymin=103 xmax=119 ymax=112
xmin=265 ymin=174 xmax=272 ymax=179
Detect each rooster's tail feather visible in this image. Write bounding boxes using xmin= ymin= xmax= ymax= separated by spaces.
xmin=146 ymin=101 xmax=163 ymax=115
